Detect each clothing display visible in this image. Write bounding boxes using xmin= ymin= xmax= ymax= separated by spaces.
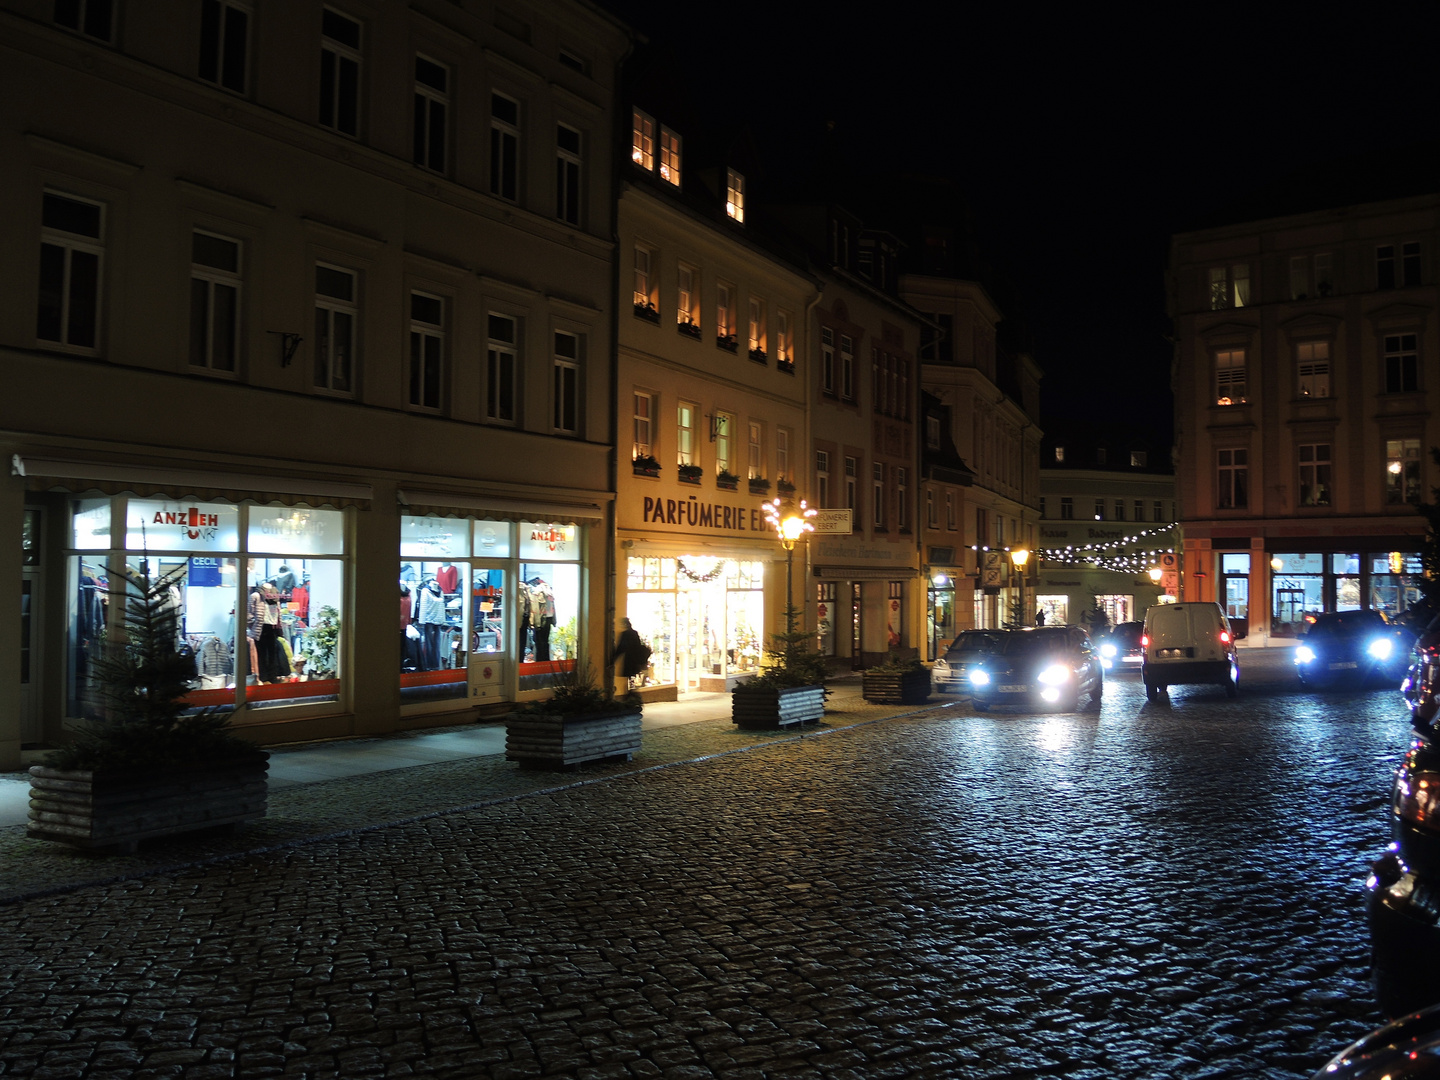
xmin=274 ymin=564 xmax=297 ymax=593
xmin=435 ymin=563 xmax=459 ymax=595
xmin=290 ymin=583 xmax=310 ymax=623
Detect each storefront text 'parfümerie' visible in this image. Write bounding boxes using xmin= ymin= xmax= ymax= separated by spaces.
xmin=642 ymin=495 xmax=769 ymax=532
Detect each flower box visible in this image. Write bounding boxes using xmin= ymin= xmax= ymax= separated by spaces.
xmin=678 ymin=472 xmax=701 ymax=485
xmin=27 ymin=756 xmax=269 ymax=853
xmin=777 ymin=358 xmax=795 ymax=375
xmin=505 ymin=709 xmax=642 ymax=769
xmin=716 ymin=334 xmax=738 ymax=352
xmin=748 ymin=478 xmax=771 ymax=495
xmin=862 ymin=667 xmax=932 ymax=705
xmin=632 ymin=455 xmax=661 ymax=477
xmin=731 ymin=683 xmax=825 ymax=730
xmin=677 ymin=321 xmax=703 ymax=339
xmin=634 ymin=302 xmax=660 ymax=323
xmin=716 ymin=475 xmax=739 ymax=491
xmin=748 ymin=348 xmax=768 ymax=363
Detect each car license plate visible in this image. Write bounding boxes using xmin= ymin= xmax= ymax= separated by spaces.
xmin=1000 ymin=684 xmax=1027 ymax=693
xmin=1158 ymin=648 xmax=1186 ymax=658
xmin=1329 ymin=661 xmax=1358 ymax=670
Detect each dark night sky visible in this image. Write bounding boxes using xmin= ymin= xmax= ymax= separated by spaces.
xmin=603 ymin=0 xmax=1440 ymax=448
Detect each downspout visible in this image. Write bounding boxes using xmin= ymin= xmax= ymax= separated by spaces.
xmin=802 ymin=284 xmax=825 ymax=641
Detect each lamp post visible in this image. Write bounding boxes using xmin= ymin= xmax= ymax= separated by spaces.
xmin=1148 ymin=565 xmax=1163 ymax=584
xmin=1010 ymin=547 xmax=1029 ymax=625
xmin=764 ymin=497 xmax=817 ymax=641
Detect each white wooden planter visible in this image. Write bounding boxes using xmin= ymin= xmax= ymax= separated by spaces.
xmin=27 ymin=756 xmax=269 ymax=854
xmin=505 ymin=710 xmax=643 ymax=769
xmin=731 ymin=684 xmax=825 ymax=730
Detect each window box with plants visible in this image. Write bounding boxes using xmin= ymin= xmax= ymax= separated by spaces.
xmin=748 ymin=347 xmax=768 ymax=364
xmin=777 ymin=357 xmax=795 ymax=375
xmin=634 ymin=300 xmax=660 ymax=323
xmin=748 ymin=476 xmax=771 ymax=495
xmin=716 ymin=333 xmax=738 ymax=352
xmin=732 ymin=607 xmax=828 ymax=730
xmin=715 ymin=469 xmax=740 ymax=491
xmin=505 ymin=666 xmax=642 ymax=769
xmin=775 ymin=478 xmax=797 ymax=497
xmin=632 ymin=454 xmax=661 ymax=478
xmin=677 ymin=463 xmax=703 ymax=484
xmin=677 ymin=319 xmax=703 ymax=340
xmin=862 ymin=653 xmax=932 ymax=705
xmin=27 ymin=561 xmax=268 ymax=854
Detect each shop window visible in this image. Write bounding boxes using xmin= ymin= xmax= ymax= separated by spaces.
xmin=54 ymin=0 xmax=114 ymax=40
xmin=1387 ymin=438 xmax=1421 ymax=504
xmin=1270 ymin=552 xmax=1323 ymax=637
xmin=412 ymin=55 xmax=448 ymax=173
xmin=319 ymin=8 xmax=361 ymax=136
xmin=400 ymin=516 xmax=471 ymax=703
xmin=553 ymin=330 xmax=579 ymax=435
xmin=555 ymin=123 xmax=582 ymax=225
xmin=199 ymin=0 xmax=249 ymax=95
xmin=490 ymin=92 xmax=520 ymax=200
xmin=409 ymin=292 xmax=444 ymax=410
xmin=486 ymin=313 xmax=517 ymax=423
xmin=1220 ymin=553 xmax=1250 ymax=630
xmin=519 ymin=522 xmax=582 ymax=690
xmin=1298 ymin=443 xmax=1331 ymax=506
xmin=314 ymin=263 xmax=356 ymax=393
xmin=37 ymin=190 xmax=103 ymax=352
xmin=1370 ymin=551 xmax=1423 ymax=618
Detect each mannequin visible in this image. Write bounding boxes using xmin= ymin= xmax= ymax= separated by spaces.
xmin=248 ymin=579 xmax=290 ymax=683
xmin=529 ymin=576 xmax=555 ymax=661
xmin=274 ymin=563 xmax=297 ymax=594
xmin=517 ymin=580 xmax=534 ymax=660
xmin=416 ymin=578 xmax=448 ymax=669
xmin=400 ymin=583 xmax=421 ymax=672
xmin=435 ymin=561 xmax=459 ymax=595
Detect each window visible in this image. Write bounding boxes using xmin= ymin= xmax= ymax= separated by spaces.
xmin=1385 ymin=333 xmax=1418 ymax=392
xmin=189 ymin=231 xmax=241 ymax=372
xmin=1060 ymin=497 xmax=1073 ymax=520
xmin=1290 ymin=252 xmax=1333 ymax=300
xmin=313 ymin=263 xmax=356 ymax=393
xmin=1096 ymin=447 xmax=1107 ymax=465
xmin=1298 ymin=443 xmax=1331 ymax=507
xmin=1378 ymin=245 xmax=1396 ymax=290
xmin=1130 ymin=450 xmax=1147 ymax=467
xmin=725 ymin=168 xmax=744 ymax=223
xmin=1297 ymin=340 xmax=1330 ymax=397
xmin=319 ymin=8 xmax=361 ymax=136
xmin=1039 ymin=496 xmax=1046 ymax=519
xmin=1134 ymin=499 xmax=1145 ymax=522
xmin=1154 ymin=500 xmax=1164 ymax=522
xmin=897 ymin=467 xmax=908 ymax=529
xmin=660 ymin=127 xmax=681 ymax=186
xmin=1054 ymin=446 xmax=1065 ymax=462
xmin=821 ymin=327 xmax=835 ymax=394
xmin=633 ymin=246 xmax=655 ymax=312
xmin=54 ymin=0 xmax=113 ymax=40
xmin=631 ymin=108 xmax=654 ymax=170
xmin=816 ymin=450 xmax=830 ymax=506
xmin=199 ymin=0 xmax=249 ymax=94
xmin=840 ymin=334 xmax=854 ymax=399
xmin=748 ymin=297 xmax=766 ymax=357
xmin=776 ymin=427 xmax=790 ymax=482
xmin=553 ymin=331 xmax=579 ymax=434
xmin=844 ymin=456 xmax=857 ymax=517
xmin=748 ymin=421 xmax=763 ymax=480
xmin=36 ymin=190 xmax=103 ymax=351
xmin=485 ymin=313 xmax=516 ymax=422
xmin=558 ymin=48 xmax=585 ymax=74
xmin=1094 ymin=499 xmax=1105 ymax=520
xmin=1217 ymin=448 xmax=1248 ymax=510
xmin=412 ymin=56 xmax=448 ymax=173
xmin=1114 ymin=500 xmax=1125 ymax=521
xmin=716 ymin=282 xmax=735 ymax=343
xmin=677 ymin=264 xmax=698 ymax=328
xmin=1387 ymin=438 xmax=1421 ymax=505
xmin=409 ymin=292 xmax=444 ymax=410
xmin=1215 ymin=348 xmax=1247 ymax=404
xmin=715 ymin=413 xmax=733 ymax=474
xmin=926 ymin=488 xmax=937 ymax=528
xmin=1208 ymin=263 xmax=1250 ymax=309
xmin=776 ymin=310 xmax=792 ymax=365
xmin=872 ymin=461 xmax=885 ymax=528
xmin=945 ymin=489 xmax=955 ymax=530
xmin=633 ymin=392 xmax=653 ymax=459
xmin=556 ymin=124 xmax=581 ymax=225
xmin=490 ymin=93 xmax=520 ymax=200
xmin=1404 ymin=242 xmax=1422 ymax=287
xmin=675 ymin=402 xmax=695 ymax=466
xmin=926 ymin=415 xmax=941 ymax=451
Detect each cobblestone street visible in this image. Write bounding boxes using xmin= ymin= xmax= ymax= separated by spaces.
xmin=0 ymin=659 xmax=1413 ymax=1078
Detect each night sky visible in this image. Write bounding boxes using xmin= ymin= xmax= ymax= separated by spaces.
xmin=604 ymin=0 xmax=1440 ymax=449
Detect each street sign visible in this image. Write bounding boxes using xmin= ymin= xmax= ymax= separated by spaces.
xmin=811 ymin=509 xmax=853 ymax=534
xmin=982 ymin=551 xmax=1004 ymax=587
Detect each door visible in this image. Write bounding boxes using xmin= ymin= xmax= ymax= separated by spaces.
xmin=21 ymin=509 xmax=41 ymax=743
xmin=850 ymin=581 xmax=863 ymax=669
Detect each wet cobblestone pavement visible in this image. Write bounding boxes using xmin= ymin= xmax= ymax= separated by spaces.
xmin=0 ymin=658 xmax=1415 ymax=1077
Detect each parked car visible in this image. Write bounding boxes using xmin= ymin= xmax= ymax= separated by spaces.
xmin=1401 ymin=626 xmax=1440 ymax=725
xmin=1094 ymin=621 xmax=1143 ymax=672
xmin=1309 ymin=1001 xmax=1440 ymax=1078
xmin=1141 ymin=601 xmax=1240 ymax=702
xmin=932 ymin=630 xmax=1006 ymax=693
xmin=1295 ymin=610 xmax=1413 ymax=688
xmin=967 ymin=626 xmax=1103 ymax=712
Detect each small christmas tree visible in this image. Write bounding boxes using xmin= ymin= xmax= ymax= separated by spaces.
xmin=745 ymin=600 xmax=829 ymax=690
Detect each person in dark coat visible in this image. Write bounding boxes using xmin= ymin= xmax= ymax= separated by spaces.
xmin=615 ymin=618 xmax=649 ymax=686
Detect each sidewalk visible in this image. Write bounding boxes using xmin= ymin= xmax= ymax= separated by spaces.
xmin=0 ymin=676 xmax=959 ymax=905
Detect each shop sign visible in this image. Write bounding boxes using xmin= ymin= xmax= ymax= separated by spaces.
xmin=127 ymin=500 xmax=239 ymax=552
xmin=814 ymin=540 xmax=907 ymax=564
xmin=401 ymin=515 xmax=471 ymax=559
xmin=639 ymin=495 xmax=772 ymax=534
xmin=519 ymin=521 xmax=577 ymax=560
xmin=189 ymin=557 xmax=225 ymax=587
xmin=811 ymin=510 xmax=852 ymax=534
xmin=248 ymin=507 xmax=344 ymax=556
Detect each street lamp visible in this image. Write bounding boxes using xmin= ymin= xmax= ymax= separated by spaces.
xmin=764 ymin=497 xmax=817 ymax=639
xmin=1010 ymin=547 xmax=1029 ymax=625
xmin=1148 ymin=566 xmax=1163 ymax=583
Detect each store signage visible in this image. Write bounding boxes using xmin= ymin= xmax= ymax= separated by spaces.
xmin=640 ymin=495 xmax=772 ymax=533
xmin=982 ymin=551 xmax=1004 ymax=587
xmin=127 ymin=500 xmax=239 ymax=552
xmin=811 ymin=510 xmax=852 ymax=534
xmin=189 ymin=557 xmax=225 ymax=587
xmin=519 ymin=521 xmax=577 ymax=560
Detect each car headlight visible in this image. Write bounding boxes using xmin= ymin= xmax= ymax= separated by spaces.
xmin=1037 ymin=664 xmax=1072 ymax=685
xmin=1369 ymin=637 xmax=1394 ymax=661
xmin=1295 ymin=645 xmax=1316 ymax=664
xmin=968 ymin=669 xmax=990 ymax=687
xmin=1100 ymin=643 xmax=1117 ymax=658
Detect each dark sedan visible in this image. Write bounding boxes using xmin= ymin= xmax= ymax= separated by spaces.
xmin=1094 ymin=620 xmax=1143 ymax=673
xmin=967 ymin=626 xmax=1103 ymax=712
xmin=1294 ymin=610 xmax=1411 ymax=688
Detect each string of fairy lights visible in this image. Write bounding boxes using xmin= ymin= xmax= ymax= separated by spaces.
xmin=1035 ymin=523 xmax=1178 ymax=575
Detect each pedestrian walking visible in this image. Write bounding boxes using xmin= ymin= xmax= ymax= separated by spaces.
xmin=1035 ymin=608 xmax=1046 ymax=626
xmin=614 ymin=617 xmax=651 ymax=688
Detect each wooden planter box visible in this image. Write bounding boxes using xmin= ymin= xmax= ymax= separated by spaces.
xmin=732 ymin=683 xmax=825 ymax=730
xmin=506 ymin=709 xmax=642 ymax=769
xmin=27 ymin=756 xmax=269 ymax=853
xmin=862 ymin=668 xmax=932 ymax=705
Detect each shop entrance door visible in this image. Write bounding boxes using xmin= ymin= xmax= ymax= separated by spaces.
xmin=20 ymin=509 xmax=41 ymax=744
xmin=850 ymin=582 xmax=863 ymax=669
xmin=676 ymin=587 xmax=703 ymax=692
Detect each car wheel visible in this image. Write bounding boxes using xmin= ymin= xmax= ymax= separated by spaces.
xmin=972 ymin=700 xmax=988 ymax=712
xmin=1224 ymin=669 xmax=1239 ymax=699
xmin=1091 ymin=674 xmax=1104 ymax=704
xmin=1145 ymin=681 xmax=1160 ymax=702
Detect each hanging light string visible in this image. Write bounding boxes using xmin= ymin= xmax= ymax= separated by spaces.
xmin=1034 ymin=523 xmax=1178 ymax=574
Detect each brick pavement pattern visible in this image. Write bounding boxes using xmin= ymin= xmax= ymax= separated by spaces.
xmin=0 ymin=669 xmax=1410 ymax=1078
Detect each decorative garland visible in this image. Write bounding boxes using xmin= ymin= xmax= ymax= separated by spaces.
xmin=676 ymin=556 xmax=727 ymax=583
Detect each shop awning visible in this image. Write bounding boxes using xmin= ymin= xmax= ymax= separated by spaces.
xmin=397 ymin=488 xmax=606 ymax=524
xmin=12 ymin=454 xmax=372 ymax=509
xmin=813 ymin=566 xmax=920 ymax=580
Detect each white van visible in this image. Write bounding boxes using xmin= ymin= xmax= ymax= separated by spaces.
xmin=1141 ymin=601 xmax=1240 ymax=701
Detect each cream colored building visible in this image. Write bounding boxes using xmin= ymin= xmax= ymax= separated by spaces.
xmin=1169 ymin=192 xmax=1438 ymax=643
xmin=0 ymin=0 xmax=630 ymax=769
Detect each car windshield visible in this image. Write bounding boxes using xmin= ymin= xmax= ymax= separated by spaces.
xmin=1306 ymin=612 xmax=1387 ymax=637
xmin=947 ymin=632 xmax=1001 ymax=657
xmin=1107 ymin=622 xmax=1142 ymax=642
xmin=1000 ymin=630 xmax=1071 ymax=656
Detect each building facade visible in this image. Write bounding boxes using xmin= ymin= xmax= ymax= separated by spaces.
xmin=1169 ymin=192 xmax=1439 ymax=644
xmin=1 ymin=0 xmax=630 ymax=769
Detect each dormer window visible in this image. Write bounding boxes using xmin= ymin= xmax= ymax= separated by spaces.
xmin=660 ymin=127 xmax=681 ymax=186
xmin=632 ymin=109 xmax=654 ymax=170
xmin=1130 ymin=450 xmax=1147 ymax=467
xmin=726 ymin=168 xmax=745 ymax=223
xmin=1054 ymin=446 xmax=1065 ymax=462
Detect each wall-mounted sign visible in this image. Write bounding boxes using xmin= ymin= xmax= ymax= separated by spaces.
xmin=811 ymin=509 xmax=853 ymax=535
xmin=982 ymin=551 xmax=1004 ymax=587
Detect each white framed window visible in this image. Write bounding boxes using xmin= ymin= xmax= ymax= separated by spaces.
xmin=945 ymin=490 xmax=955 ymax=530
xmin=1385 ymin=333 xmax=1419 ymax=393
xmin=1215 ymin=348 xmax=1247 ymax=404
xmin=1130 ymin=450 xmax=1147 ymax=467
xmin=553 ymin=330 xmax=579 ymax=435
xmin=319 ymin=8 xmax=361 ymax=136
xmin=1060 ymin=497 xmax=1073 ymax=520
xmin=660 ymin=127 xmax=682 ymax=186
xmin=1404 ymin=242 xmax=1422 ymax=287
xmin=677 ymin=401 xmax=697 ymax=466
xmin=1289 ymin=252 xmax=1333 ymax=300
xmin=556 ymin=123 xmax=582 ymax=225
xmin=926 ymin=488 xmax=937 ymax=528
xmin=313 ymin=263 xmax=356 ymax=393
xmin=748 ymin=296 xmax=766 ymax=356
xmin=776 ymin=309 xmax=792 ymax=364
xmin=840 ymin=334 xmax=854 ymax=399
xmin=1217 ymin=448 xmax=1248 ymax=510
xmin=199 ymin=0 xmax=250 ymax=94
xmin=1114 ymin=500 xmax=1125 ymax=521
xmin=631 ymin=108 xmax=654 ymax=170
xmin=872 ymin=461 xmax=885 ymax=528
xmin=1134 ymin=499 xmax=1144 ymax=521
xmin=897 ymin=467 xmax=908 ymax=529
xmin=1387 ymin=438 xmax=1421 ymax=505
xmin=485 ymin=312 xmax=517 ymax=423
xmin=748 ymin=421 xmax=763 ymax=480
xmin=776 ymin=427 xmax=791 ymax=482
xmin=816 ymin=450 xmax=830 ymax=506
xmin=54 ymin=0 xmax=113 ymax=41
xmin=633 ymin=391 xmax=654 ymax=459
xmin=633 ymin=246 xmax=655 ymax=312
xmin=1298 ymin=443 xmax=1331 ymax=507
xmin=1154 ymin=500 xmax=1164 ymax=522
xmin=1378 ymin=245 xmax=1398 ymax=289
xmin=715 ymin=413 xmax=734 ymax=474
xmin=845 ymin=456 xmax=858 ymax=517
xmin=821 ymin=327 xmax=835 ymax=394
xmin=677 ymin=263 xmax=698 ymax=329
xmin=1208 ymin=263 xmax=1250 ymax=310
xmin=36 ymin=190 xmax=104 ymax=353
xmin=409 ymin=291 xmax=444 ymax=410
xmin=725 ymin=168 xmax=745 ymax=223
xmin=1296 ymin=340 xmax=1330 ymax=397
xmin=1094 ymin=499 xmax=1105 ymax=520
xmin=189 ymin=230 xmax=242 ymax=372
xmin=413 ymin=55 xmax=448 ymax=173
xmin=490 ymin=92 xmax=520 ymax=200
xmin=716 ymin=282 xmax=735 ymax=342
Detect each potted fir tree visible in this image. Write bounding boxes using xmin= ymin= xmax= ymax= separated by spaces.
xmin=731 ymin=603 xmax=828 ymax=730
xmin=505 ymin=664 xmax=643 ymax=769
xmin=27 ymin=560 xmax=268 ymax=853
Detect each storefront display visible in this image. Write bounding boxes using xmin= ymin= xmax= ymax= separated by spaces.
xmin=518 ymin=521 xmax=582 ymax=691
xmin=1266 ymin=549 xmax=1421 ymax=637
xmin=626 ymin=555 xmax=764 ymax=691
xmin=399 ymin=516 xmax=471 ymax=703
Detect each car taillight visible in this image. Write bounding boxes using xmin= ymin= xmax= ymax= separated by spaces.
xmin=1140 ymin=634 xmax=1149 ymax=647
xmin=1395 ymin=767 xmax=1440 ymax=828
xmin=1219 ymin=630 xmax=1232 ymax=644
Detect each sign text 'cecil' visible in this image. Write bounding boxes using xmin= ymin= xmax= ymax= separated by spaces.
xmin=643 ymin=496 xmax=765 ymax=532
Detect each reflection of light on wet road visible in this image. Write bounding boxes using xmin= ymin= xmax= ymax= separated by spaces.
xmin=1037 ymin=717 xmax=1068 ymax=752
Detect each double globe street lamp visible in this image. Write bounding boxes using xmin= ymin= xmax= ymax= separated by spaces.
xmin=763 ymin=497 xmax=817 ymax=639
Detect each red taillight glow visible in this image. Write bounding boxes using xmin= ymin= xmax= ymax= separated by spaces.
xmin=1396 ymin=769 xmax=1440 ymax=827
xmin=1219 ymin=630 xmax=1232 ymax=644
xmin=1140 ymin=634 xmax=1149 ymax=647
